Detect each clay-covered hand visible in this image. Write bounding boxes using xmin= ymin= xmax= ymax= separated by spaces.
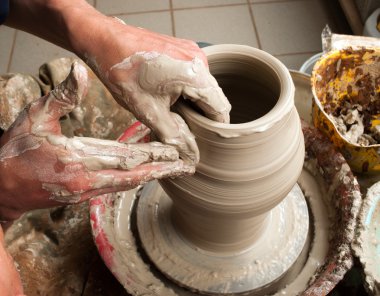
xmin=0 ymin=62 xmax=193 ymax=222
xmin=4 ymin=0 xmax=231 ymax=164
xmin=85 ymin=21 xmax=231 ymax=164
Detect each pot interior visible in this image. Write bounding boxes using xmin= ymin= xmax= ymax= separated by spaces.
xmin=211 ymin=56 xmax=281 ymax=124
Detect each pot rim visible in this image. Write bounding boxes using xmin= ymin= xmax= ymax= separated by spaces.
xmin=177 ymin=44 xmax=295 ymax=136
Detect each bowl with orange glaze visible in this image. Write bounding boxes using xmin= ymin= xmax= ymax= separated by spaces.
xmin=311 ymin=47 xmax=380 ymax=173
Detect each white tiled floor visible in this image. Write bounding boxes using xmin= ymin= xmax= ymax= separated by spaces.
xmin=0 ymin=0 xmax=351 ymax=75
xmin=8 ymin=31 xmax=75 ymax=73
xmin=97 ymin=0 xmax=170 ymax=15
xmin=251 ymin=1 xmax=332 ymax=55
xmin=174 ymin=5 xmax=259 ymax=47
xmin=118 ymin=11 xmax=173 ymax=36
xmin=0 ymin=26 xmax=14 ymax=72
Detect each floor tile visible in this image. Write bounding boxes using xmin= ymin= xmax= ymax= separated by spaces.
xmin=174 ymin=5 xmax=258 ymax=47
xmin=251 ymin=0 xmax=335 ymax=55
xmin=172 ymin=0 xmax=245 ymax=9
xmin=116 ymin=11 xmax=173 ymax=36
xmin=96 ymin=0 xmax=170 ymax=15
xmin=275 ymin=52 xmax=320 ymax=71
xmin=9 ymin=31 xmax=75 ymax=75
xmin=0 ymin=26 xmax=15 ymax=74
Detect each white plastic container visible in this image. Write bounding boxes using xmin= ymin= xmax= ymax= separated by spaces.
xmin=363 ymin=8 xmax=380 ymax=38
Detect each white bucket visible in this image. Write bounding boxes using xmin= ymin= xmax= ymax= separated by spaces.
xmin=299 ymin=52 xmax=322 ymax=75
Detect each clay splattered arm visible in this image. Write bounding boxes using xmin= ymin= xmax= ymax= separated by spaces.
xmin=5 ymin=0 xmax=231 ymax=164
xmin=0 ymin=63 xmax=193 ymax=222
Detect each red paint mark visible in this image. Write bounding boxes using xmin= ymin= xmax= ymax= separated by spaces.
xmin=94 ymin=229 xmax=115 ymax=268
xmin=118 ymin=121 xmax=143 ymax=142
xmin=139 ymin=134 xmax=150 ymax=143
xmin=90 ymin=197 xmax=106 ymax=207
xmin=90 ymin=199 xmax=115 ymax=268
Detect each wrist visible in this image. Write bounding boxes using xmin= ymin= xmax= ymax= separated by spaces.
xmin=65 ymin=12 xmax=138 ymax=72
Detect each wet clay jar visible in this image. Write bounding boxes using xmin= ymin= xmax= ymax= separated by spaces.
xmin=138 ymin=44 xmax=309 ymax=294
xmin=160 ymin=44 xmax=305 ymax=251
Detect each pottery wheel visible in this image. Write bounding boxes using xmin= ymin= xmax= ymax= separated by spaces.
xmin=136 ymin=182 xmax=309 ymax=295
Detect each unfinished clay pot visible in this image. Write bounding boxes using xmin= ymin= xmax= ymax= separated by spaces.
xmin=133 ymin=45 xmax=308 ymax=294
xmin=160 ymin=44 xmax=305 ymax=252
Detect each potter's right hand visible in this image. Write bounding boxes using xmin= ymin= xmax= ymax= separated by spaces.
xmin=0 ymin=62 xmax=194 ymax=222
xmin=73 ymin=14 xmax=231 ymax=165
xmin=106 ymin=48 xmax=232 ymax=164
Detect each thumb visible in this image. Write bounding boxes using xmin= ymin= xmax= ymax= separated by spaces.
xmin=47 ymin=61 xmax=88 ymax=120
xmin=0 ymin=62 xmax=88 ymax=140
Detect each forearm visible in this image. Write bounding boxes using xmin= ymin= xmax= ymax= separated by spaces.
xmin=6 ymin=0 xmax=82 ymax=50
xmin=6 ymin=0 xmax=156 ymax=71
xmin=5 ymin=0 xmax=205 ymax=74
xmin=5 ymin=0 xmax=114 ymax=64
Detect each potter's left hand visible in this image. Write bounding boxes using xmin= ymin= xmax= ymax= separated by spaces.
xmin=0 ymin=62 xmax=193 ymax=222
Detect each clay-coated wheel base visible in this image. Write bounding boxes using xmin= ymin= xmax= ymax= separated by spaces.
xmin=136 ymin=183 xmax=309 ymax=295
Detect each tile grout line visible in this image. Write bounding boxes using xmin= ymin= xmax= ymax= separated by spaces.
xmin=108 ymin=3 xmax=248 ymax=17
xmin=169 ymin=0 xmax=176 ymax=37
xmin=171 ymin=3 xmax=246 ymax=11
xmin=109 ymin=9 xmax=170 ymax=17
xmin=247 ymin=1 xmax=262 ymax=50
xmin=6 ymin=30 xmax=18 ymax=73
xmin=93 ymin=0 xmax=97 ymax=9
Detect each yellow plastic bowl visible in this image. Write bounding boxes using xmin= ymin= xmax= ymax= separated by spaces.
xmin=311 ymin=48 xmax=380 ymax=173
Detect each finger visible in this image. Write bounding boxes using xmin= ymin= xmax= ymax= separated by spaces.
xmin=49 ymin=61 xmax=88 ymax=120
xmin=136 ymin=102 xmax=199 ymax=164
xmin=31 ymin=62 xmax=88 ymax=134
xmin=183 ymin=82 xmax=231 ymax=123
xmin=179 ymin=58 xmax=231 ymax=123
xmin=55 ymin=136 xmax=180 ymax=170
xmin=137 ymin=54 xmax=230 ymax=123
xmin=122 ymin=88 xmax=199 ymax=164
xmin=167 ymin=112 xmax=199 ymax=164
xmin=79 ymin=160 xmax=195 ymax=201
